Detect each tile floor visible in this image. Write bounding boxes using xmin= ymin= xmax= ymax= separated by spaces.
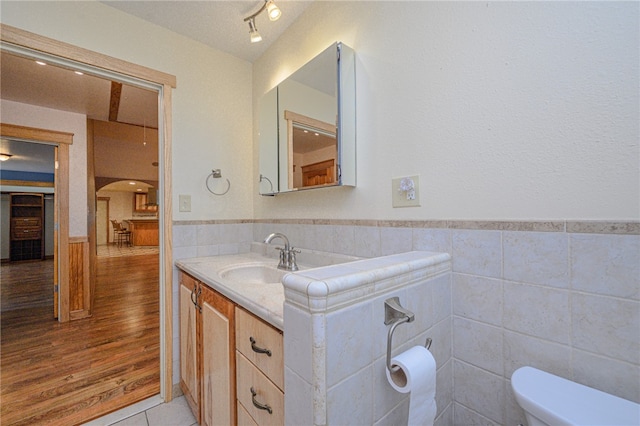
xmin=83 ymin=396 xmax=196 ymax=426
xmin=97 ymin=244 xmax=160 ymax=258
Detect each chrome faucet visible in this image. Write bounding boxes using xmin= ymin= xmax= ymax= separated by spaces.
xmin=264 ymin=233 xmax=299 ymax=271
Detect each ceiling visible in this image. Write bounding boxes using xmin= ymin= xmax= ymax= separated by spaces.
xmin=99 ymin=1 xmax=313 ymax=63
xmin=0 ymin=51 xmax=159 ymax=128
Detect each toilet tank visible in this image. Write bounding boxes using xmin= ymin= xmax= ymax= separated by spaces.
xmin=511 ymin=366 xmax=640 ymax=426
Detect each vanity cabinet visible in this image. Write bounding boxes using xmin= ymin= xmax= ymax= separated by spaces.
xmin=179 ymin=273 xmax=200 ymax=422
xmin=179 ymin=270 xmax=284 ymax=426
xmin=179 ymin=271 xmax=236 ymax=426
xmin=235 ymin=308 xmax=284 ymax=425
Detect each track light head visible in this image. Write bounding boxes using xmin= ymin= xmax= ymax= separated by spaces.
xmin=248 ymin=18 xmax=262 ymax=43
xmin=265 ymin=0 xmax=281 ymax=21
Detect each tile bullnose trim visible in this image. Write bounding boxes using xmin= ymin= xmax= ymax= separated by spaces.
xmin=172 ymin=219 xmax=253 ymax=226
xmin=175 ymin=219 xmax=640 ymax=234
xmin=567 ymin=221 xmax=640 ymax=235
xmin=447 ymin=220 xmax=566 ymax=232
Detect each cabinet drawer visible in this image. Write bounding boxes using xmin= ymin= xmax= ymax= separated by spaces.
xmin=12 ymin=217 xmax=41 ymax=227
xmin=11 ymin=227 xmax=42 ymax=240
xmin=236 ymin=352 xmax=284 ymax=426
xmin=235 ymin=307 xmax=283 ymax=390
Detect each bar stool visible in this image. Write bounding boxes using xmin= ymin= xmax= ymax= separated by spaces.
xmin=110 ymin=220 xmax=132 ymax=247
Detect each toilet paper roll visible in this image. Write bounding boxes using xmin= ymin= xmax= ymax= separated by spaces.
xmin=386 ymin=346 xmax=437 ymax=426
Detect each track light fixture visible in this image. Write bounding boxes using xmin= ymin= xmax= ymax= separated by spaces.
xmin=243 ymin=0 xmax=281 ymax=43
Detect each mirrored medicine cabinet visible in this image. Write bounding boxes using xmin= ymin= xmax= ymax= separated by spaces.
xmin=258 ymin=42 xmax=356 ymax=195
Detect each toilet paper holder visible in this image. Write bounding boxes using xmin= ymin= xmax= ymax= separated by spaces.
xmin=384 ymin=296 xmax=432 ymax=373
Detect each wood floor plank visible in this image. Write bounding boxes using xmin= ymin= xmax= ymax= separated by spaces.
xmin=1 ymin=253 xmax=160 ymax=425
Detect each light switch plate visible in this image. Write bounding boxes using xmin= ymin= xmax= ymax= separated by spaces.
xmin=179 ymin=194 xmax=191 ymax=212
xmin=392 ymin=175 xmax=420 ymax=208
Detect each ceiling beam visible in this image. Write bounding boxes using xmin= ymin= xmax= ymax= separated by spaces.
xmin=109 ymin=81 xmax=122 ymax=122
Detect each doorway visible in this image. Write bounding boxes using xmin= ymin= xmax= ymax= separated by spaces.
xmin=1 ymin=23 xmax=176 ymax=416
xmin=0 ymin=139 xmax=57 ymax=317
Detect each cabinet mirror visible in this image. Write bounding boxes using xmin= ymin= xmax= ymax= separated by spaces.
xmin=259 ymin=42 xmax=355 ymax=195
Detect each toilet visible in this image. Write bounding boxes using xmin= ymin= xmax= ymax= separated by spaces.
xmin=511 ymin=366 xmax=640 ymax=426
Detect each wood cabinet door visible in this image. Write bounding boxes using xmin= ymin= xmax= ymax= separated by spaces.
xmin=179 ymin=278 xmax=199 ymax=421
xmin=200 ymin=285 xmax=236 ymax=426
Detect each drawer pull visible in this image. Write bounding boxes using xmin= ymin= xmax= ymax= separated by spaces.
xmin=249 ymin=337 xmax=272 ymax=356
xmin=250 ymin=387 xmax=273 ymax=414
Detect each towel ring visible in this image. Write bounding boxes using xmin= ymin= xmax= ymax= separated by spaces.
xmin=206 ymin=169 xmax=231 ymax=196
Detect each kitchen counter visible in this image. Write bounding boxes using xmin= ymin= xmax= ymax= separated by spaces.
xmin=125 ymin=219 xmax=158 ymax=246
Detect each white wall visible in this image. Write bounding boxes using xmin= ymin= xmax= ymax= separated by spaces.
xmin=0 ymin=0 xmax=254 ymax=221
xmin=0 ymin=100 xmax=88 ymax=236
xmin=97 ymin=190 xmax=134 ymax=225
xmin=253 ymin=1 xmax=639 ymax=221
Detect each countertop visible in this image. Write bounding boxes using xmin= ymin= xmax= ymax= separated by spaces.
xmin=176 ymin=252 xmax=288 ymax=330
xmin=175 ymin=244 xmax=362 ymax=330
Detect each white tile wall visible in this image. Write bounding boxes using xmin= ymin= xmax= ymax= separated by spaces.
xmin=171 ymin=221 xmax=639 ymax=425
xmin=283 ymin=252 xmax=452 ymax=425
xmin=570 ymin=234 xmax=640 ymax=300
xmin=452 ymin=230 xmax=502 ymax=278
xmin=503 ymin=231 xmax=569 ymax=288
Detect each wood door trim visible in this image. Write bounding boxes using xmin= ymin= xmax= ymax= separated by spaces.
xmin=2 ymin=24 xmax=175 ymax=402
xmin=0 ymin=23 xmax=176 ymax=88
xmin=0 ymin=124 xmax=69 ymax=322
xmin=0 ymin=123 xmax=74 ymax=144
xmin=0 ymin=180 xmax=54 ymax=187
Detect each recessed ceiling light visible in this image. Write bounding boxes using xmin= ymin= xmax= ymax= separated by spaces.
xmin=129 ymin=182 xmax=136 ymax=185
xmin=74 ymin=71 xmax=84 ymax=76
xmin=136 ymin=188 xmax=143 ymax=192
xmin=35 ymin=60 xmax=47 ymax=66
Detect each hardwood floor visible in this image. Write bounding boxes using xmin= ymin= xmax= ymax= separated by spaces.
xmin=1 ymin=254 xmax=160 ymax=426
xmin=1 ymin=259 xmax=54 ymax=312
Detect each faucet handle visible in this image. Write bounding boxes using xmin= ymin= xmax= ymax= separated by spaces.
xmin=288 ymin=247 xmax=300 ymax=271
xmin=276 ymin=247 xmax=287 ymax=270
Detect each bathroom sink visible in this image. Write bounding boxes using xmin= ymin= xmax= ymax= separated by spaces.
xmin=218 ymin=263 xmax=287 ymax=284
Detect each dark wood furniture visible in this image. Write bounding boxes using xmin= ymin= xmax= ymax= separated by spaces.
xmin=9 ymin=193 xmax=44 ymax=261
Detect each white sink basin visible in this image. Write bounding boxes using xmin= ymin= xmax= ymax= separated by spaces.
xmin=218 ymin=263 xmax=287 ymax=284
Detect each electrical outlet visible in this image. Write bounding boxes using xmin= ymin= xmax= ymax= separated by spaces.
xmin=179 ymin=194 xmax=191 ymax=212
xmin=392 ymin=175 xmax=420 ymax=208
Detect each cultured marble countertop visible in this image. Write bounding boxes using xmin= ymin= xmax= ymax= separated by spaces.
xmin=176 ymin=252 xmax=288 ymax=330
xmin=176 ymin=245 xmax=362 ymax=330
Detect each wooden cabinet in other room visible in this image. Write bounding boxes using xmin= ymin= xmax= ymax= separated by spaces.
xmin=9 ymin=193 xmax=44 ymax=261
